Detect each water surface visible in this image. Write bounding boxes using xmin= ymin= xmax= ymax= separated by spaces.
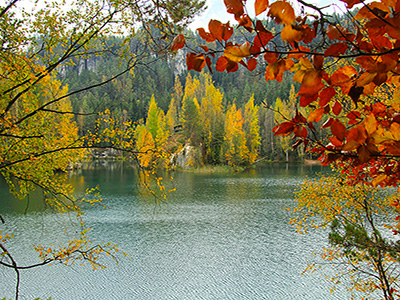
xmin=0 ymin=163 xmax=361 ymax=299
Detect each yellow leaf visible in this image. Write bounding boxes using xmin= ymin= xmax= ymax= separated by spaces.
xmin=224 ymin=42 xmax=251 ymax=62
xmin=391 ymin=122 xmax=400 ymax=140
xmin=364 ymin=113 xmax=377 ymax=135
xmin=281 ymin=24 xmax=302 ymax=42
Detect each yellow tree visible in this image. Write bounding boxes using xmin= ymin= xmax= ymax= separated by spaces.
xmin=199 ymin=74 xmax=225 ymax=164
xmin=181 ymin=76 xmax=201 ymax=145
xmin=243 ymin=95 xmax=261 ymax=164
xmin=291 ymin=166 xmax=400 ymax=300
xmin=223 ymin=104 xmax=249 ymax=166
xmin=166 ymin=97 xmax=179 ymax=135
xmin=134 ymin=124 xmax=155 ymax=168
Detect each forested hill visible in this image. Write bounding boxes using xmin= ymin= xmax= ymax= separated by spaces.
xmin=57 ymin=26 xmax=314 ymax=163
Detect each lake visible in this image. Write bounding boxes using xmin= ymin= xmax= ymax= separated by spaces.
xmin=0 ymin=162 xmax=364 ymax=299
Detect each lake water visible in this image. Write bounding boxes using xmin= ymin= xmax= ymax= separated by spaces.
xmin=0 ymin=162 xmax=365 ymax=299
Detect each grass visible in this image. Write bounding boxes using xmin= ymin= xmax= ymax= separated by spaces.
xmin=179 ymin=164 xmax=246 ymax=174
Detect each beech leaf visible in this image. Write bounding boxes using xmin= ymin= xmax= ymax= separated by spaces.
xmin=255 ymin=0 xmax=269 ymax=16
xmin=268 ymin=1 xmax=295 ymax=25
xmin=224 ymin=42 xmax=251 ymax=63
xmin=171 ymin=34 xmax=185 ymax=51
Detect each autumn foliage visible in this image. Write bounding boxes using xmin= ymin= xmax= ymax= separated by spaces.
xmin=174 ymin=0 xmax=400 ymax=191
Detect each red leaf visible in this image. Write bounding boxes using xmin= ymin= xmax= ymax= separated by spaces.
xmin=205 ymin=56 xmax=213 ymax=74
xmin=331 ymin=119 xmax=346 ymax=141
xmin=322 ymin=117 xmax=334 ymax=128
xmin=313 ymin=55 xmax=324 ymax=70
xmin=224 ymin=0 xmax=244 ymax=18
xmin=199 ymin=45 xmax=209 ymax=52
xmin=329 ymin=136 xmax=343 ymax=147
xmin=187 ymin=53 xmax=206 ymax=72
xmin=341 ymin=0 xmax=362 ymax=9
xmin=171 ymin=34 xmax=185 ymax=51
xmin=236 ymin=14 xmax=253 ymax=30
xmin=264 ymin=52 xmax=279 ymax=64
xmin=247 ymin=58 xmax=257 ymax=71
xmin=294 ymin=126 xmax=307 ymax=138
xmin=299 ymin=94 xmax=317 ymax=107
xmin=273 ymin=122 xmax=295 ymax=136
xmin=357 ymin=145 xmax=370 ymax=163
xmin=326 ymin=25 xmax=342 ymax=40
xmin=255 ymin=20 xmax=269 ymax=34
xmin=347 ymin=111 xmax=361 ymax=125
xmin=253 ymin=31 xmax=274 ymax=49
xmin=324 ymin=43 xmax=348 ymax=57
xmin=216 ymin=56 xmax=228 ymax=72
xmin=332 ymin=100 xmax=342 ymax=115
xmin=226 ymin=61 xmax=239 ymax=73
xmin=255 ymin=0 xmax=269 ymax=16
xmin=319 ymin=87 xmax=336 ymax=107
xmin=293 ymin=110 xmax=307 ymax=123
xmin=349 ymin=85 xmax=364 ymax=105
xmin=197 ymin=28 xmax=215 ymax=42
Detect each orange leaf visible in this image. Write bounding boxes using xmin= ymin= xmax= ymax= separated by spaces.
xmin=268 ymin=1 xmax=295 ymax=25
xmin=356 ymin=1 xmax=390 ymax=20
xmin=265 ymin=59 xmax=287 ymax=82
xmin=216 ymin=56 xmax=229 ymax=72
xmin=236 ymin=14 xmax=253 ymax=30
xmin=281 ymin=24 xmax=303 ymax=42
xmin=302 ymin=69 xmax=322 ymax=88
xmin=346 ymin=125 xmax=367 ymax=145
xmin=171 ymin=34 xmax=185 ymax=51
xmin=308 ymin=108 xmax=325 ymax=122
xmin=209 ymin=20 xmax=233 ymax=42
xmin=330 ymin=66 xmax=357 ymax=94
xmin=364 ymin=113 xmax=378 ymax=135
xmin=224 ymin=0 xmax=244 ymax=18
xmin=197 ymin=28 xmax=215 ymax=42
xmin=357 ymin=71 xmax=376 ymax=87
xmin=255 ymin=0 xmax=269 ymax=16
xmin=324 ymin=43 xmax=348 ymax=57
xmin=224 ymin=42 xmax=251 ymax=62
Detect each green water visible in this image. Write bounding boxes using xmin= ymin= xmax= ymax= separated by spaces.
xmin=0 ymin=162 xmax=367 ymax=299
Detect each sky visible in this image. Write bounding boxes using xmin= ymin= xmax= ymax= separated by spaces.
xmin=189 ymin=0 xmax=348 ymax=31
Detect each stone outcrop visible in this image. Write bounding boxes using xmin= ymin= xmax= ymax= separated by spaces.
xmin=170 ymin=145 xmax=202 ymax=169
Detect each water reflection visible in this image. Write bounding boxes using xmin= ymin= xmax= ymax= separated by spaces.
xmin=0 ymin=163 xmax=361 ymax=300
